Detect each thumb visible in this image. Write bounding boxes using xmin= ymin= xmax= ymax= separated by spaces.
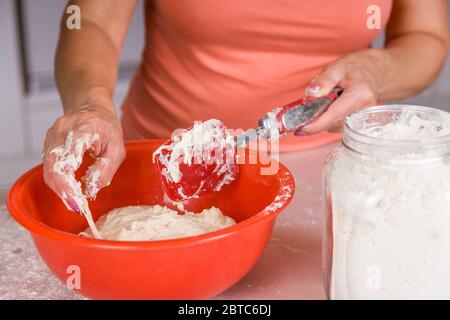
xmin=305 ymin=66 xmax=345 ymax=98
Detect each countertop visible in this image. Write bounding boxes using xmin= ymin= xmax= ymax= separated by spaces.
xmin=0 ymin=142 xmax=337 ymax=300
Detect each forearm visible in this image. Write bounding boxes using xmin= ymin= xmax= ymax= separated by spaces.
xmin=46 ymin=0 xmax=136 ymax=204
xmin=374 ymin=33 xmax=449 ymax=101
xmin=373 ymin=0 xmax=449 ymax=101
xmin=55 ymin=0 xmax=138 ymax=115
xmin=55 ymin=19 xmax=119 ymax=115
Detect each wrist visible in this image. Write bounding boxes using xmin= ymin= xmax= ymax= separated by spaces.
xmin=362 ymin=48 xmax=393 ymax=99
xmin=67 ymin=87 xmax=117 ymax=117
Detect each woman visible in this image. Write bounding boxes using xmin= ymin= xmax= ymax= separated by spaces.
xmin=43 ymin=0 xmax=448 ymax=211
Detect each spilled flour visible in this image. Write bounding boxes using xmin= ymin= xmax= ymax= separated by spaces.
xmin=79 ymin=205 xmax=236 ymax=241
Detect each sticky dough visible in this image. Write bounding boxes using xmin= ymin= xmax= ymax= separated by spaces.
xmin=79 ymin=205 xmax=236 ymax=241
xmin=50 ymin=130 xmax=102 ymax=238
xmin=152 ymin=119 xmax=237 ymax=199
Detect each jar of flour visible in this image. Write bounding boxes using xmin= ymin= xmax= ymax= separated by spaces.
xmin=323 ymin=105 xmax=450 ymax=299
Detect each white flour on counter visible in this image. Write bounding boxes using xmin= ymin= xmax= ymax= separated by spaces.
xmin=329 ymin=110 xmax=450 ymax=299
xmin=79 ymin=205 xmax=236 ymax=241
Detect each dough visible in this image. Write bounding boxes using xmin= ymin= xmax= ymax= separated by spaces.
xmin=152 ymin=119 xmax=237 ymax=200
xmin=51 ymin=130 xmax=102 ymax=239
xmin=79 ymin=205 xmax=236 ymax=241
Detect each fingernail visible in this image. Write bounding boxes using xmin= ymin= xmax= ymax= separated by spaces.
xmin=294 ymin=130 xmax=311 ymax=137
xmin=64 ymin=196 xmax=80 ymax=212
xmin=306 ymin=85 xmax=321 ymax=95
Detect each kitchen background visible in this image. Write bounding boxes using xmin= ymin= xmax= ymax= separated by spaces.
xmin=1 ymin=0 xmax=450 ymax=189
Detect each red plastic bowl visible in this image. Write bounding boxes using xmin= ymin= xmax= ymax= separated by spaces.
xmin=7 ymin=140 xmax=295 ymax=300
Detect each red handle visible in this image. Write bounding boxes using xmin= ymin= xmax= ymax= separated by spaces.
xmin=275 ymin=87 xmax=343 ymax=134
xmin=279 ymin=87 xmax=342 ymax=115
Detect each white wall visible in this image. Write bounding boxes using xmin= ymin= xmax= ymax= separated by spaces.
xmin=0 ymin=0 xmax=144 ymax=187
xmin=22 ymin=0 xmax=144 ymax=92
xmin=1 ymin=0 xmax=449 ymax=187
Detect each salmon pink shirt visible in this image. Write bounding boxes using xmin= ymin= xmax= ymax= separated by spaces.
xmin=121 ymin=0 xmax=392 ymax=149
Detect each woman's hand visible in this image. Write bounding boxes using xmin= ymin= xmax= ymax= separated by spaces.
xmin=297 ymin=49 xmax=386 ymax=134
xmin=49 ymin=0 xmax=136 ymax=212
xmin=42 ymin=104 xmax=126 ymax=212
xmin=298 ymin=0 xmax=449 ymax=135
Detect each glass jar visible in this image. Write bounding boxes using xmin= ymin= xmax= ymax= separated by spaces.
xmin=323 ymin=105 xmax=450 ymax=299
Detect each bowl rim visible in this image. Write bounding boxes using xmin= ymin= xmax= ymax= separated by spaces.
xmin=7 ymin=140 xmax=295 ymax=249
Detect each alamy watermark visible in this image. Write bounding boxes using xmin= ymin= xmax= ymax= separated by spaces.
xmin=66 ymin=264 xmax=81 ymax=290
xmin=366 ymin=265 xmax=381 ymax=290
xmin=366 ymin=5 xmax=382 ymax=30
xmin=66 ymin=5 xmax=81 ymax=30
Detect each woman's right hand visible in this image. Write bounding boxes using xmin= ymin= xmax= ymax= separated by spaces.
xmin=42 ymin=104 xmax=126 ymax=212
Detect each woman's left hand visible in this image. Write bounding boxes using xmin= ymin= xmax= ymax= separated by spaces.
xmin=297 ymin=49 xmax=386 ymax=134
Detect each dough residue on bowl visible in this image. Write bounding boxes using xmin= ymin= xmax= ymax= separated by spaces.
xmin=79 ymin=205 xmax=236 ymax=241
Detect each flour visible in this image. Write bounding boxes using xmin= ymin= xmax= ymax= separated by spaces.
xmin=328 ymin=107 xmax=450 ymax=299
xmin=50 ymin=130 xmax=102 ymax=239
xmin=362 ymin=112 xmax=450 ymax=140
xmin=79 ymin=205 xmax=236 ymax=241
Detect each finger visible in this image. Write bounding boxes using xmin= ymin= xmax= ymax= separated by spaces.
xmin=293 ymin=130 xmax=312 ymax=137
xmin=72 ymin=116 xmax=104 ymax=157
xmin=305 ymin=65 xmax=346 ymax=98
xmin=51 ymin=172 xmax=84 ymax=212
xmin=83 ymin=138 xmax=125 ymax=199
xmin=42 ymin=125 xmax=81 ymax=211
xmin=42 ymin=116 xmax=68 ymax=154
xmin=328 ymin=124 xmax=344 ymax=133
xmin=43 ymin=152 xmax=81 ymax=212
xmin=300 ymin=84 xmax=377 ymax=134
xmin=64 ymin=130 xmax=100 ymax=173
xmin=43 ymin=129 xmax=98 ymax=211
xmin=42 ymin=118 xmax=68 ymax=170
